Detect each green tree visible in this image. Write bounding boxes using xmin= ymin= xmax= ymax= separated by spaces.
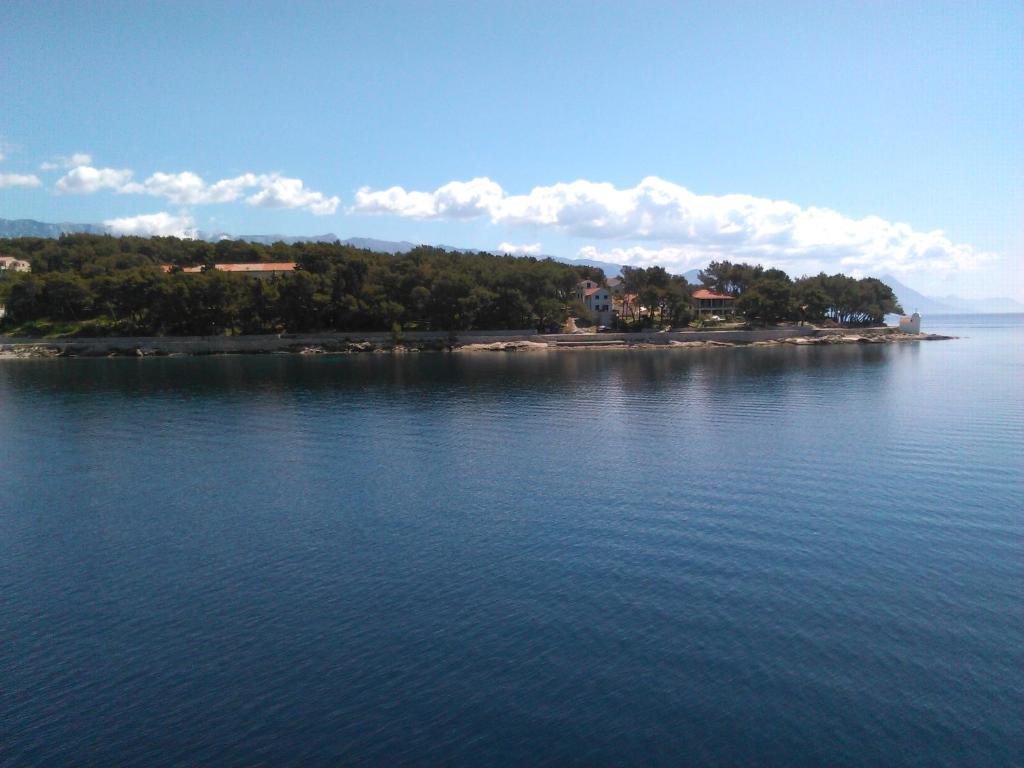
xmin=737 ymin=279 xmax=795 ymax=326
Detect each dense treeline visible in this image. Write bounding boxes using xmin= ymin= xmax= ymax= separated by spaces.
xmin=0 ymin=235 xmax=904 ymax=335
xmin=607 ymin=261 xmax=902 ymax=328
xmin=698 ymin=261 xmax=903 ymax=326
xmin=618 ymin=266 xmax=695 ymax=327
xmin=0 ymin=235 xmax=602 ymax=335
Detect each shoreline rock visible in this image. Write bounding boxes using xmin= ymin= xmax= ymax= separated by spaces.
xmin=0 ymin=331 xmax=955 ymax=359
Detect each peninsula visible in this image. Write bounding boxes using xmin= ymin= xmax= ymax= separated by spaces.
xmin=0 ymin=234 xmax=948 ymax=358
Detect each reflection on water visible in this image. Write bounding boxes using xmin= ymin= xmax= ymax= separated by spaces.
xmin=1 ymin=317 xmax=1022 ymax=767
xmin=1 ymin=341 xmax=899 ymax=396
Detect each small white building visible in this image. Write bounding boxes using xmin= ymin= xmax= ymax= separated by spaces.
xmin=898 ymin=312 xmax=921 ymax=333
xmin=0 ymin=256 xmax=31 ymax=273
xmin=574 ymin=280 xmax=614 ymax=326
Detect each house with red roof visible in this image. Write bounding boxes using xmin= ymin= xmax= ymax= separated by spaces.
xmin=692 ymin=288 xmax=737 ymax=317
xmin=574 ymin=279 xmax=614 ymax=326
xmin=161 ymin=262 xmax=297 ymax=278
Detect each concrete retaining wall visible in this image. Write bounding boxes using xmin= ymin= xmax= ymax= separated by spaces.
xmin=538 ymin=327 xmax=820 ymax=344
xmin=0 ymin=325 xmax=900 ymax=356
xmin=0 ymin=329 xmax=540 ymax=355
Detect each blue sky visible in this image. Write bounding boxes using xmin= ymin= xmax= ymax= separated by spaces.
xmin=1 ymin=0 xmax=1021 ymax=298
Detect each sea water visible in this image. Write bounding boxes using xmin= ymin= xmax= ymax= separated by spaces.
xmin=1 ymin=315 xmax=1021 ymax=766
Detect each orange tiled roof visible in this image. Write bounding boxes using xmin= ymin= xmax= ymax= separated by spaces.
xmin=214 ymin=262 xmax=297 ymax=272
xmin=161 ymin=262 xmax=297 ymax=274
xmin=692 ymin=289 xmax=735 ymax=300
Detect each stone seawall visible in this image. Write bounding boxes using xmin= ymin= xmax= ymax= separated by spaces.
xmin=0 ymin=330 xmax=539 ymax=357
xmin=540 ymin=327 xmax=821 ymax=344
xmin=0 ymin=325 xmax=945 ymax=358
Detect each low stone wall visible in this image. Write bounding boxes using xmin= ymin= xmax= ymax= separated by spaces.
xmin=0 ymin=329 xmax=540 ymax=356
xmin=539 ymin=327 xmax=820 ymax=344
xmin=0 ymin=325 xmax=916 ymax=357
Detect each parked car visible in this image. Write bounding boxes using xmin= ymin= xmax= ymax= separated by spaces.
xmin=596 ymin=325 xmax=612 ymax=333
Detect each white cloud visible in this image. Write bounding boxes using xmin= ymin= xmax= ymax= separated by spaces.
xmin=575 ymin=245 xmax=842 ymax=278
xmin=55 ymin=165 xmax=134 ymax=194
xmin=41 ymin=152 xmax=93 ymax=171
xmin=244 ymin=175 xmax=340 ymax=215
xmin=63 ymin=166 xmax=339 ymax=215
xmin=353 ymin=176 xmax=990 ymax=275
xmin=353 ymin=177 xmax=505 ymax=219
xmin=497 ymin=242 xmax=542 ymax=256
xmin=576 ymin=245 xmax=705 ymax=271
xmin=103 ymin=212 xmax=197 ymax=238
xmin=121 ymin=171 xmax=254 ymax=204
xmin=0 ymin=173 xmax=43 ymax=189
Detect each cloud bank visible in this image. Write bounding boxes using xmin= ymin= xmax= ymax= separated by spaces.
xmin=0 ymin=173 xmax=42 ymax=189
xmin=56 ymin=165 xmax=339 ymax=215
xmin=56 ymin=165 xmax=134 ymax=194
xmin=496 ymin=242 xmax=542 ymax=255
xmin=354 ymin=176 xmax=989 ymax=275
xmin=40 ymin=153 xmax=93 ymax=171
xmin=103 ymin=212 xmax=197 ymax=238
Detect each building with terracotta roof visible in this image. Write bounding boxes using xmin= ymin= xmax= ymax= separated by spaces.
xmin=574 ymin=279 xmax=614 ymax=326
xmin=161 ymin=262 xmax=297 ymax=278
xmin=692 ymin=288 xmax=737 ymax=316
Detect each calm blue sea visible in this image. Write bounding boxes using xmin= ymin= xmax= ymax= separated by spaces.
xmin=1 ymin=315 xmax=1022 ymax=767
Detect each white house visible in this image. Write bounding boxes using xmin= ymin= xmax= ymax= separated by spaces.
xmin=898 ymin=313 xmax=921 ymax=333
xmin=575 ymin=280 xmax=614 ymax=326
xmin=0 ymin=256 xmax=31 ymax=273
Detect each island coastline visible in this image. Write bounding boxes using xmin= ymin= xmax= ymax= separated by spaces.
xmin=0 ymin=326 xmax=954 ymax=358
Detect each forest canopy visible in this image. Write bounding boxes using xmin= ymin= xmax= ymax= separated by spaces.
xmin=0 ymin=235 xmax=902 ymax=335
xmin=0 ymin=235 xmax=603 ymax=335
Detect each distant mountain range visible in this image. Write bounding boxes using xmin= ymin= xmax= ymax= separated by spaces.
xmin=2 ymin=217 xmax=1020 ymax=314
xmin=0 ymin=218 xmax=420 ymax=255
xmin=0 ymin=218 xmax=109 ymax=238
xmin=879 ymin=274 xmax=1024 ymax=314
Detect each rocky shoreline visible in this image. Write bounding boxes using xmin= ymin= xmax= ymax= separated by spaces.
xmin=0 ymin=330 xmax=953 ymax=358
xmin=455 ymin=332 xmax=952 ymax=352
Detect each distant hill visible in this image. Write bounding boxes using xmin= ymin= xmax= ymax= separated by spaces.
xmin=230 ymin=234 xmax=420 ymax=253
xmin=0 ymin=219 xmax=421 ymax=254
xmin=682 ymin=268 xmax=703 ymax=284
xmin=227 ymin=232 xmax=342 ymax=245
xmin=878 ymin=275 xmax=1023 ymax=314
xmin=0 ymin=217 xmax=108 ymax=238
xmin=342 ymin=237 xmax=419 ymax=254
xmin=879 ymin=275 xmax=955 ymax=314
xmin=3 ymin=218 xmax=1019 ymax=313
xmin=932 ymin=294 xmax=1024 ymax=313
xmin=547 ymin=255 xmax=626 ymax=277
